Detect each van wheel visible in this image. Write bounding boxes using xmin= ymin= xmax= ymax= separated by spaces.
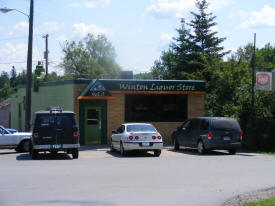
xmin=154 ymin=150 xmax=161 ymax=157
xmin=72 ymin=149 xmax=79 ymax=159
xmin=174 ymin=139 xmax=179 ymax=151
xmin=197 ymin=141 xmax=205 ymax=154
xmin=228 ymin=149 xmax=236 ymax=155
xmin=30 ymin=148 xmax=38 ymax=159
xmin=120 ymin=143 xmax=126 ymax=156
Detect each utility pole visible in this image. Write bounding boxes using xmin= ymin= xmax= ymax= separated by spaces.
xmin=43 ymin=34 xmax=49 ymax=82
xmin=250 ymin=33 xmax=256 ymax=148
xmin=251 ymin=33 xmax=256 ymax=112
xmin=25 ymin=0 xmax=34 ymax=132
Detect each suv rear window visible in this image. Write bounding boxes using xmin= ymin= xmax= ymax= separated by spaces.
xmin=212 ymin=119 xmax=240 ymax=131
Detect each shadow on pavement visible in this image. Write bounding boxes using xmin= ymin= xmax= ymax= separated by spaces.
xmin=106 ymin=150 xmax=157 ymax=158
xmin=16 ymin=152 xmax=73 ymax=161
xmin=79 ymin=145 xmax=110 ymax=151
xmin=168 ymin=148 xmax=255 ymax=156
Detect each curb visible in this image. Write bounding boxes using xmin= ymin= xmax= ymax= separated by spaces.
xmin=222 ymin=187 xmax=275 ymax=206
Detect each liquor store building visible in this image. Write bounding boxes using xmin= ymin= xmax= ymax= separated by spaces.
xmin=10 ymin=79 xmax=205 ymax=145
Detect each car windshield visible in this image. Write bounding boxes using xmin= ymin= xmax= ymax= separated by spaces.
xmin=127 ymin=124 xmax=156 ymax=132
xmin=212 ymin=119 xmax=240 ymax=131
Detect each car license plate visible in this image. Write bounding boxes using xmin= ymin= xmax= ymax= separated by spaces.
xmin=142 ymin=142 xmax=150 ymax=147
xmin=224 ymin=137 xmax=231 ymax=141
xmin=52 ymin=144 xmax=61 ymax=149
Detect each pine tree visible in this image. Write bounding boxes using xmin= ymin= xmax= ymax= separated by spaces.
xmin=188 ymin=0 xmax=228 ymax=59
xmin=10 ymin=66 xmax=17 ymax=88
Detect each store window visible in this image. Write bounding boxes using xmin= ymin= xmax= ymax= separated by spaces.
xmin=125 ymin=94 xmax=187 ymax=122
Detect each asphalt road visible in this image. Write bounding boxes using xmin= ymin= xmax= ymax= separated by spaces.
xmin=1 ymin=147 xmax=275 ymax=206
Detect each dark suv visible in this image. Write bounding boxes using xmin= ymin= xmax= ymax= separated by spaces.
xmin=172 ymin=117 xmax=242 ymax=154
xmin=29 ymin=107 xmax=80 ymax=159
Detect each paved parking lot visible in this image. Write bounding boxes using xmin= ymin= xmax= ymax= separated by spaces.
xmin=1 ymin=147 xmax=275 ymax=206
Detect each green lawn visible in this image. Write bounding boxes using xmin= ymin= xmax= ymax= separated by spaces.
xmin=239 ymin=198 xmax=275 ymax=206
xmin=261 ymin=152 xmax=275 ymax=155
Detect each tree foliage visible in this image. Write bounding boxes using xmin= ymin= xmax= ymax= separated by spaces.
xmin=60 ymin=34 xmax=121 ymax=79
xmin=152 ymin=0 xmax=228 ymax=82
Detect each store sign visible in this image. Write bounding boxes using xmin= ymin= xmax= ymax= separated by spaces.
xmin=101 ymin=80 xmax=205 ymax=92
xmin=119 ymin=83 xmax=196 ymax=91
xmin=256 ymin=72 xmax=272 ymax=91
xmin=89 ymin=81 xmax=110 ymax=97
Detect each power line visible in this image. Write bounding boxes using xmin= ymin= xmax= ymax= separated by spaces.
xmin=0 ymin=60 xmax=41 ymax=64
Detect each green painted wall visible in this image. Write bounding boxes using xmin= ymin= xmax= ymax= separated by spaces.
xmin=10 ymin=83 xmax=75 ymax=131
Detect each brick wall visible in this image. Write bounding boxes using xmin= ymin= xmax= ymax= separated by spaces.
xmin=105 ymin=93 xmax=205 ymax=144
xmin=188 ymin=94 xmax=204 ymax=118
xmin=107 ymin=93 xmax=125 ymax=143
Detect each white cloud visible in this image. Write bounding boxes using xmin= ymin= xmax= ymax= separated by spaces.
xmin=145 ymin=0 xmax=232 ymax=19
xmin=136 ymin=29 xmax=143 ymax=33
xmin=68 ymin=0 xmax=110 ymax=8
xmin=40 ymin=22 xmax=60 ymax=33
xmin=56 ymin=35 xmax=68 ymax=43
xmin=160 ymin=33 xmax=173 ymax=44
xmin=73 ymin=23 xmax=112 ymax=38
xmin=8 ymin=21 xmax=29 ymax=36
xmin=0 ymin=42 xmax=41 ymax=73
xmin=239 ymin=5 xmax=275 ymax=29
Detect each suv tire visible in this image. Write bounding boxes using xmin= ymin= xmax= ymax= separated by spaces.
xmin=174 ymin=139 xmax=180 ymax=151
xmin=197 ymin=140 xmax=206 ymax=154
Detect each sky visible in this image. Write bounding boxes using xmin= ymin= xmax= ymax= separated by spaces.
xmin=0 ymin=0 xmax=275 ymax=76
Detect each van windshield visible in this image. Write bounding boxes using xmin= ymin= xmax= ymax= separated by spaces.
xmin=212 ymin=119 xmax=240 ymax=131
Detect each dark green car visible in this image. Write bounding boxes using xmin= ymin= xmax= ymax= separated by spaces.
xmin=172 ymin=117 xmax=242 ymax=154
xmin=29 ymin=107 xmax=80 ymax=159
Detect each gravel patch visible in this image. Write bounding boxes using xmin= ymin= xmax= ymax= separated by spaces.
xmin=222 ymin=187 xmax=275 ymax=206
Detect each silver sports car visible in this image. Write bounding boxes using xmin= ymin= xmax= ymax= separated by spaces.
xmin=110 ymin=123 xmax=163 ymax=156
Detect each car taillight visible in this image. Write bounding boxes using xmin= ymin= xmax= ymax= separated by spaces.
xmin=135 ymin=136 xmax=139 ymax=140
xmin=208 ymin=131 xmax=213 ymax=139
xmin=157 ymin=136 xmax=162 ymax=140
xmin=152 ymin=136 xmax=156 ymax=140
xmin=240 ymin=130 xmax=243 ymax=140
xmin=33 ymin=132 xmax=39 ymax=138
xmin=129 ymin=136 xmax=133 ymax=140
xmin=73 ymin=132 xmax=79 ymax=137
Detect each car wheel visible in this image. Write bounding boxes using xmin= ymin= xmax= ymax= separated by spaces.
xmin=110 ymin=140 xmax=115 ymax=152
xmin=120 ymin=142 xmax=126 ymax=156
xmin=21 ymin=140 xmax=30 ymax=152
xmin=197 ymin=141 xmax=205 ymax=154
xmin=154 ymin=150 xmax=161 ymax=157
xmin=228 ymin=149 xmax=236 ymax=155
xmin=72 ymin=149 xmax=79 ymax=159
xmin=174 ymin=138 xmax=179 ymax=151
xmin=15 ymin=147 xmax=22 ymax=153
